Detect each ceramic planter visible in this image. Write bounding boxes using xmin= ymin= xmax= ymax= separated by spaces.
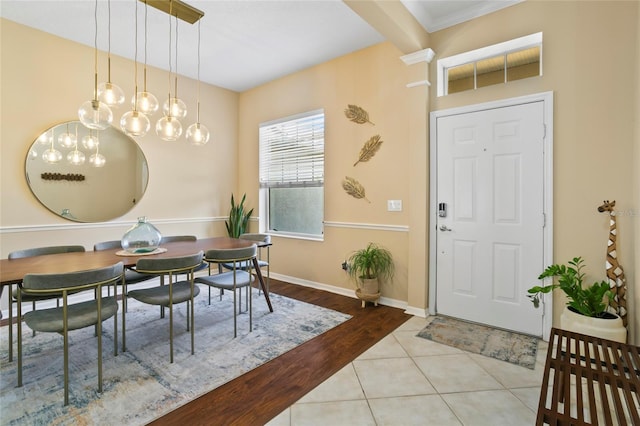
xmin=560 ymin=306 xmax=627 ymax=343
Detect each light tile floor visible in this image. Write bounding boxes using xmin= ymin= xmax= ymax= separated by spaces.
xmin=267 ymin=315 xmax=548 ymax=426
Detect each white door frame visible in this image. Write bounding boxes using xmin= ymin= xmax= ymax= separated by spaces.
xmin=428 ymin=91 xmax=554 ymax=340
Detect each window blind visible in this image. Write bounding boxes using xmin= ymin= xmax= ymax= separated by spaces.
xmin=259 ymin=110 xmax=324 ymax=189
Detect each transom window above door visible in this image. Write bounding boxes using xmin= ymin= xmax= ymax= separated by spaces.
xmin=437 ymin=32 xmax=542 ymax=96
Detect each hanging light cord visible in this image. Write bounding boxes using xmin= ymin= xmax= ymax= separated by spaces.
xmin=166 ymin=1 xmax=173 ymax=111
xmin=196 ymin=19 xmax=201 ymax=123
xmin=107 ymin=0 xmax=113 ymax=83
xmin=92 ymin=0 xmax=98 ymax=100
xmin=174 ymin=15 xmax=179 ymax=99
xmin=132 ymin=0 xmax=139 ymax=108
xmin=143 ymin=1 xmax=149 ymax=92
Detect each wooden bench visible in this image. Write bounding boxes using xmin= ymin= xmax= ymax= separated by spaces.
xmin=537 ymin=327 xmax=640 ymax=425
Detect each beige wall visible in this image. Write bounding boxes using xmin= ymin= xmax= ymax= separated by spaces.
xmin=238 ymin=41 xmax=420 ymax=305
xmin=0 ymin=18 xmax=239 ymax=258
xmin=429 ymin=0 xmax=639 ymax=341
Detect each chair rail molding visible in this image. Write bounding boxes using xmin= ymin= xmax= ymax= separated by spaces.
xmin=0 ymin=217 xmax=225 ymax=234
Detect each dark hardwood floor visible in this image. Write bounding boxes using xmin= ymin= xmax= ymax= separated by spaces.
xmin=148 ymin=279 xmax=412 ymax=426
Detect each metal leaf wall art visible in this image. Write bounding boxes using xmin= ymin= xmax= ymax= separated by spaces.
xmin=353 ymin=134 xmax=383 ymax=167
xmin=344 ymin=104 xmax=374 ymax=125
xmin=342 ymin=176 xmax=370 ymax=203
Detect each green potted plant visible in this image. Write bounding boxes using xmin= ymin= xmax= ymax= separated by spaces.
xmin=225 ymin=193 xmax=253 ymax=238
xmin=527 ymin=256 xmax=626 ymax=342
xmin=347 ymin=242 xmax=394 ymax=296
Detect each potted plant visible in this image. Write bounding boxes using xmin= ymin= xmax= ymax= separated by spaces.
xmin=347 ymin=242 xmax=394 ymax=296
xmin=225 ymin=193 xmax=253 ymax=238
xmin=527 ymin=256 xmax=626 ymax=342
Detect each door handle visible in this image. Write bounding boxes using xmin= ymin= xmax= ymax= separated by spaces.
xmin=439 ymin=225 xmax=452 ymax=232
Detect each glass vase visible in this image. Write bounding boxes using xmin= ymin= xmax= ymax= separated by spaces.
xmin=121 ymin=216 xmax=162 ymax=253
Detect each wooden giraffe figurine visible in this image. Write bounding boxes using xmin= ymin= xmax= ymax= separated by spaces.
xmin=597 ymin=200 xmax=627 ymax=326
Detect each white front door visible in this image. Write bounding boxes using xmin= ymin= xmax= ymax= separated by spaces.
xmin=434 ymin=101 xmax=546 ymax=336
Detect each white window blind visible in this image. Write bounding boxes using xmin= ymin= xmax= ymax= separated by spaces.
xmin=259 ymin=110 xmax=324 ymax=189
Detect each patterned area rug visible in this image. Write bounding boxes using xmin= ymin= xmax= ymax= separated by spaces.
xmin=0 ymin=289 xmax=351 ymax=425
xmin=417 ymin=316 xmax=540 ymax=369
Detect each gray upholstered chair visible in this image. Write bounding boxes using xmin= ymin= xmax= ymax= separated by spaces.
xmin=94 ymin=240 xmax=158 ymax=290
xmin=195 ymin=245 xmax=257 ymax=337
xmin=221 ymin=233 xmax=271 ymax=295
xmin=7 ymin=245 xmax=86 ymax=362
xmin=17 ymin=261 xmax=124 ymax=406
xmin=160 ymin=235 xmax=208 ymax=274
xmin=124 ymin=251 xmax=204 ymax=363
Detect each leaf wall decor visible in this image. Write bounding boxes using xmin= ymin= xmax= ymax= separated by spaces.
xmin=344 ymin=104 xmax=374 ymax=125
xmin=342 ymin=176 xmax=370 ymax=203
xmin=353 ymin=134 xmax=383 ymax=167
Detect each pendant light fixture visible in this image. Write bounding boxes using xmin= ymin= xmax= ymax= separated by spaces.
xmin=187 ymin=19 xmax=210 ymax=145
xmin=97 ymin=0 xmax=125 ymax=107
xmin=162 ymin=15 xmax=187 ymax=119
xmin=82 ymin=129 xmax=99 ymax=150
xmin=156 ymin=2 xmax=183 ymax=141
xmin=132 ymin=0 xmax=159 ymax=115
xmin=42 ymin=129 xmax=63 ymax=164
xmin=57 ymin=122 xmax=77 ymax=148
xmin=67 ymin=125 xmax=86 ymax=165
xmin=79 ymin=0 xmax=113 ymax=130
xmin=121 ymin=0 xmax=150 ymax=137
xmin=89 ymin=135 xmax=106 ymax=168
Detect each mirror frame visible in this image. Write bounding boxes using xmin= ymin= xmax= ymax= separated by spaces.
xmin=25 ymin=120 xmax=149 ymax=223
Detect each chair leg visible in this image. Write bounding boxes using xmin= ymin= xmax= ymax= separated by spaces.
xmin=169 ymin=301 xmax=174 ymax=363
xmin=63 ymin=328 xmax=69 ymax=406
xmin=17 ymin=295 xmax=22 ymax=387
xmin=233 ymin=288 xmax=237 ymax=338
xmin=97 ymin=315 xmax=103 ymax=394
xmin=31 ymin=301 xmax=36 ymax=337
xmin=8 ymin=293 xmax=13 ymax=362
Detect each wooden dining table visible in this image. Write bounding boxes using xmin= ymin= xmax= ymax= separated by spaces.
xmin=0 ymin=237 xmax=273 ymax=312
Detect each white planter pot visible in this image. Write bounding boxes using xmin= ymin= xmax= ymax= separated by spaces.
xmin=560 ymin=306 xmax=627 ymax=343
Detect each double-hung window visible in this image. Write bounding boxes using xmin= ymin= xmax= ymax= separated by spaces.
xmin=259 ymin=109 xmax=324 ymax=239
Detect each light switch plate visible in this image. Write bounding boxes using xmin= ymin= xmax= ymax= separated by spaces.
xmin=387 ymin=200 xmax=402 ymax=212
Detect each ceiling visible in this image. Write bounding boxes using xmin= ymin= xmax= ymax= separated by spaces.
xmin=0 ymin=0 xmax=522 ymax=92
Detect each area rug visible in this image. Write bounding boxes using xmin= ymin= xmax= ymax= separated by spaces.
xmin=0 ymin=289 xmax=351 ymax=425
xmin=417 ymin=316 xmax=539 ymax=369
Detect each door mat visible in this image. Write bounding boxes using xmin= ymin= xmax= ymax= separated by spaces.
xmin=417 ymin=316 xmax=540 ymax=369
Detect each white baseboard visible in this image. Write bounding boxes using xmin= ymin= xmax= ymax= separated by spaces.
xmin=269 ymin=272 xmax=409 ymax=311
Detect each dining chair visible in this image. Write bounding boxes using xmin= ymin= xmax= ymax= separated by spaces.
xmin=195 ymin=245 xmax=257 ymax=338
xmin=123 ymin=251 xmax=204 ymax=363
xmin=160 ymin=235 xmax=209 ymax=274
xmin=94 ymin=240 xmax=158 ymax=289
xmin=7 ymin=245 xmax=86 ymax=362
xmin=220 ymin=233 xmax=271 ymax=295
xmin=17 ymin=261 xmax=124 ymax=406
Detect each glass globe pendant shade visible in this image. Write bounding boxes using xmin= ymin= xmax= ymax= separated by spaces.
xmin=82 ymin=132 xmax=99 ymax=150
xmin=133 ymin=91 xmax=159 ymax=115
xmin=156 ymin=115 xmax=183 ymax=141
xmin=162 ymin=97 xmax=187 ymax=119
xmin=57 ymin=131 xmax=77 ymax=148
xmin=67 ymin=149 xmax=86 ymax=165
xmin=121 ymin=110 xmax=150 ymax=137
xmin=97 ymin=81 xmax=125 ymax=107
xmin=89 ymin=152 xmax=106 ymax=167
xmin=186 ymin=122 xmax=210 ymax=145
xmin=37 ymin=132 xmax=52 ymax=145
xmin=42 ymin=148 xmax=63 ymax=164
xmin=78 ymin=99 xmax=113 ymax=130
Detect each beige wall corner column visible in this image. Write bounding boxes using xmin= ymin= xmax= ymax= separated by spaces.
xmin=632 ymin=4 xmax=640 ymax=345
xmin=401 ymin=48 xmax=435 ymax=317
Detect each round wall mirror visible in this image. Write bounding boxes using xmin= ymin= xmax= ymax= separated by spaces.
xmin=25 ymin=120 xmax=149 ymax=222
